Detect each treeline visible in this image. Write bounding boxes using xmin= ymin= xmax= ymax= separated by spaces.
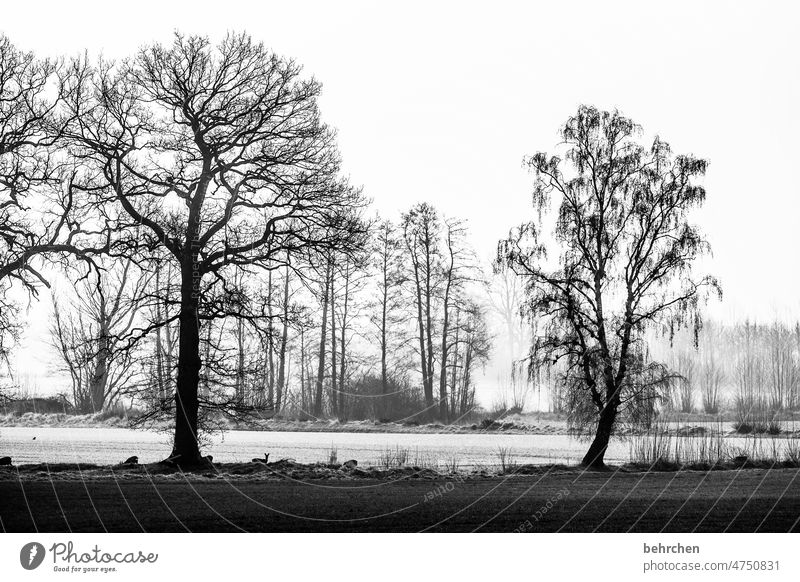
xmin=46 ymin=203 xmax=493 ymax=424
xmin=0 ymin=32 xmax=504 ymax=445
xmin=657 ymin=321 xmax=800 ymax=424
xmin=541 ymin=320 xmax=800 ymax=428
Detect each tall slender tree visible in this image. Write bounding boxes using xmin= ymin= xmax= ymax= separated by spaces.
xmin=402 ymin=203 xmax=440 ymax=415
xmin=500 ymin=106 xmax=719 ymax=468
xmin=369 ymin=220 xmax=407 ymax=401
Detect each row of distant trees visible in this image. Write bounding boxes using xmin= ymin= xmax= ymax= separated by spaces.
xmin=46 ymin=203 xmax=494 ymax=424
xmin=545 ymin=320 xmax=800 ymax=420
xmin=659 ymin=321 xmax=800 ymax=415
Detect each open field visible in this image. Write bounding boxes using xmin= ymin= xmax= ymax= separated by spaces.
xmin=4 ymin=411 xmax=800 ymax=436
xmin=1 ymin=464 xmax=799 ymax=532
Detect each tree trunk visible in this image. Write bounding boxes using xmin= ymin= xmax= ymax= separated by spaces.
xmin=438 ymin=282 xmax=452 ymax=423
xmin=450 ymin=308 xmax=460 ymax=415
xmin=314 ymin=261 xmax=331 ymax=417
xmin=267 ymin=269 xmax=275 ymax=408
xmin=89 ymin=326 xmax=110 ymax=412
xmin=330 ymin=264 xmax=338 ymax=417
xmin=164 ymin=264 xmax=176 ymax=403
xmin=276 ymin=266 xmax=289 ymax=413
xmin=411 ymin=261 xmax=432 ymax=409
xmin=380 ymin=264 xmax=388 ymax=397
xmin=235 ymin=316 xmax=245 ymax=401
xmin=462 ymin=344 xmax=473 ymax=416
xmin=171 ymin=261 xmax=203 ymax=465
xmin=338 ymin=263 xmax=350 ymax=419
xmin=300 ymin=326 xmax=307 ymax=411
xmin=424 ymin=238 xmax=436 ymax=417
xmin=154 ymin=266 xmax=166 ymax=402
xmin=581 ymin=399 xmax=618 ymax=469
xmin=201 ymin=319 xmax=212 ymax=401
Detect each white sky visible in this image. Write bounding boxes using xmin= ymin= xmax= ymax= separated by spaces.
xmin=3 ymin=0 xmax=800 ymax=404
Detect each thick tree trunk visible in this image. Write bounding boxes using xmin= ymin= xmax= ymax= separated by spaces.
xmin=171 ymin=262 xmax=203 ymax=465
xmin=581 ymin=400 xmax=618 ymax=469
xmin=87 ymin=290 xmax=110 ymax=412
xmin=89 ymin=333 xmax=109 ymax=412
xmin=89 ymin=300 xmax=110 ymax=412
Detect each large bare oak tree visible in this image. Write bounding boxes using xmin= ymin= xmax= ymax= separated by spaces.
xmin=64 ymin=33 xmax=364 ymax=465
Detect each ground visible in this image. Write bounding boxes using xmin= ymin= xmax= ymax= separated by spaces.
xmin=1 ymin=465 xmax=798 ymax=532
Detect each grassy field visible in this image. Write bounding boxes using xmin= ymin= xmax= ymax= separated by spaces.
xmin=1 ymin=466 xmax=799 ymax=532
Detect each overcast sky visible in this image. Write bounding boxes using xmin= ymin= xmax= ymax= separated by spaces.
xmin=3 ymin=1 xmax=800 ymax=403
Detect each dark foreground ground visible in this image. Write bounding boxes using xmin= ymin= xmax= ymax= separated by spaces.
xmin=2 ymin=465 xmax=799 ymax=532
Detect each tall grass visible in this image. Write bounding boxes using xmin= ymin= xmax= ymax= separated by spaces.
xmin=411 ymin=448 xmax=437 ymax=469
xmin=376 ymin=446 xmax=409 ymax=469
xmin=629 ymin=422 xmax=800 ymax=467
xmin=441 ymin=456 xmax=460 ymax=473
xmin=496 ymin=446 xmax=517 ymax=473
xmin=733 ymin=397 xmax=782 ymax=434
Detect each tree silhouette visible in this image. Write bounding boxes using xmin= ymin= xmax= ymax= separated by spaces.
xmin=500 ymin=105 xmax=719 ymax=468
xmin=0 ymin=35 xmax=107 ymax=369
xmin=63 ymin=33 xmax=365 ymax=466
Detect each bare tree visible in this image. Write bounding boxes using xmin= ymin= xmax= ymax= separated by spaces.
xmin=49 ymin=258 xmax=149 ymax=411
xmin=402 ymin=203 xmax=441 ymax=416
xmin=698 ymin=321 xmax=725 ymax=414
xmin=486 ymin=268 xmax=529 ymax=367
xmin=448 ymin=300 xmax=491 ymax=418
xmin=63 ymin=33 xmax=365 ymax=465
xmin=275 ymin=262 xmax=292 ymax=413
xmin=765 ymin=320 xmax=798 ymax=410
xmin=368 ymin=219 xmax=408 ymax=414
xmin=733 ymin=320 xmax=768 ymax=429
xmin=500 ymin=106 xmax=719 ymax=468
xmin=333 ymin=242 xmax=371 ymax=419
xmin=670 ymin=350 xmax=696 ymax=413
xmin=147 ymin=258 xmax=178 ymax=406
xmin=0 ymin=35 xmax=106 ymax=368
xmin=313 ymin=256 xmax=333 ymax=418
xmin=436 ymin=218 xmax=479 ymax=422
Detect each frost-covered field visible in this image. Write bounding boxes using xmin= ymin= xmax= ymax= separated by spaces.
xmin=0 ymin=426 xmax=629 ymax=467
